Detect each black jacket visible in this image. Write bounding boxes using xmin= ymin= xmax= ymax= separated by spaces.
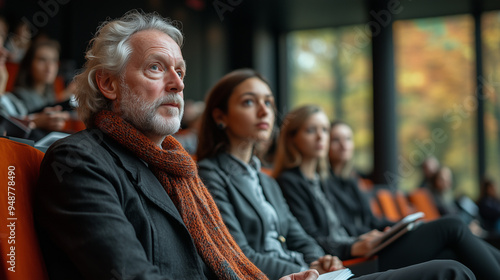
xmin=328 ymin=172 xmax=394 ymax=236
xmin=276 ymin=167 xmax=355 ymax=260
xmin=35 ymin=129 xmax=214 ymax=279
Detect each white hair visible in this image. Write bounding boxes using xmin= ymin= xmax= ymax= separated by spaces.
xmin=74 ymin=10 xmax=184 ymax=127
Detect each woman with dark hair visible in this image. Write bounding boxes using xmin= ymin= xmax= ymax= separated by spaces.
xmin=196 ymin=69 xmax=264 ymax=161
xmin=274 ymin=108 xmax=500 ymax=280
xmin=13 ymin=39 xmax=67 ymax=113
xmin=197 ymin=69 xmax=475 ymax=280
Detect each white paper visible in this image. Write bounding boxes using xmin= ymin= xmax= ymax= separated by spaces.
xmin=317 ymin=268 xmax=354 ymax=280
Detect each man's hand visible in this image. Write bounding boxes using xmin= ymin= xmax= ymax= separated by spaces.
xmin=279 ymin=269 xmax=320 ymax=280
xmin=310 ymin=255 xmax=344 ymax=274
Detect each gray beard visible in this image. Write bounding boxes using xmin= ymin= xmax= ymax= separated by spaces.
xmin=119 ymin=82 xmax=184 ymax=138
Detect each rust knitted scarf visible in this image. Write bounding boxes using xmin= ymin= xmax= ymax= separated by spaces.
xmin=95 ymin=111 xmax=267 ymax=280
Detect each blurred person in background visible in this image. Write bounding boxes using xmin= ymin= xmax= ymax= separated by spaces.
xmin=419 ymin=155 xmax=440 ymax=188
xmin=427 ymin=166 xmax=487 ymax=238
xmin=13 ymin=39 xmax=68 ymax=112
xmin=328 ymin=121 xmax=394 ymax=233
xmin=477 ymin=177 xmax=500 ymax=234
xmin=5 ymin=19 xmax=31 ymax=63
xmin=0 ymin=21 xmax=67 ymax=139
xmin=0 ymin=16 xmax=9 ymax=114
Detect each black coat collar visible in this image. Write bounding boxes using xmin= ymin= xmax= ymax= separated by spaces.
xmin=96 ymin=129 xmax=185 ymax=225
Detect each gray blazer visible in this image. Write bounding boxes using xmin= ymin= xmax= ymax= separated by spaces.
xmin=35 ymin=129 xmax=214 ymax=279
xmin=13 ymin=86 xmax=55 ymax=113
xmin=198 ymin=153 xmax=324 ymax=280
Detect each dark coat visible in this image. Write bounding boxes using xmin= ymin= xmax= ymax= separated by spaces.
xmin=276 ymin=167 xmax=354 ymax=260
xmin=35 ymin=129 xmax=214 ymax=280
xmin=197 ymin=153 xmax=324 ymax=280
xmin=328 ymin=172 xmax=394 ymax=236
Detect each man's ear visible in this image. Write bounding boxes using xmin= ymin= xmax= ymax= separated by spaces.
xmin=212 ymin=108 xmax=227 ymax=126
xmin=95 ymin=70 xmax=119 ymax=100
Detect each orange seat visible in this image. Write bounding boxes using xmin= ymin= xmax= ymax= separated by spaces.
xmin=358 ymin=177 xmax=374 ymax=192
xmin=395 ymin=190 xmax=415 ymax=217
xmin=5 ymin=62 xmax=19 ymax=93
xmin=370 ymin=196 xmax=383 ymax=219
xmin=261 ymin=167 xmax=273 ymax=176
xmin=63 ymin=118 xmax=86 ymax=133
xmin=375 ymin=189 xmax=403 ymax=222
xmin=0 ymin=137 xmax=48 ymax=280
xmin=343 ymin=256 xmax=379 ymax=275
xmin=53 ymin=76 xmax=66 ymax=102
xmin=407 ymin=188 xmax=441 ymax=221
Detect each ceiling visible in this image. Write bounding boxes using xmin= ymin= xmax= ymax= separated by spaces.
xmin=242 ymin=0 xmax=500 ymax=32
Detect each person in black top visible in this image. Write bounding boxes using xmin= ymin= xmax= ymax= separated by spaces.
xmin=274 ymin=105 xmax=500 ymax=279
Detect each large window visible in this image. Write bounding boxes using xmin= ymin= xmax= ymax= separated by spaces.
xmin=482 ymin=10 xmax=500 ymax=191
xmin=394 ymin=15 xmax=476 ymax=196
xmin=287 ymin=26 xmax=373 ymax=173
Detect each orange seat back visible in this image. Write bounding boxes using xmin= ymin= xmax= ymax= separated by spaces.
xmin=395 ymin=190 xmax=415 ymax=217
xmin=5 ymin=62 xmax=19 ymax=93
xmin=53 ymin=76 xmax=66 ymax=102
xmin=0 ymin=138 xmax=48 ymax=280
xmin=358 ymin=177 xmax=374 ymax=192
xmin=343 ymin=256 xmax=378 ymax=275
xmin=375 ymin=189 xmax=402 ymax=222
xmin=261 ymin=167 xmax=273 ymax=176
xmin=370 ymin=196 xmax=383 ymax=219
xmin=63 ymin=118 xmax=86 ymax=133
xmin=408 ymin=188 xmax=441 ymax=221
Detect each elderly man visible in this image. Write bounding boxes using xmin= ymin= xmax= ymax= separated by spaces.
xmin=35 ymin=10 xmax=475 ymax=280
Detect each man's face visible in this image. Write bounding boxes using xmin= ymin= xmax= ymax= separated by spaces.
xmin=117 ymin=29 xmax=186 ymax=142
